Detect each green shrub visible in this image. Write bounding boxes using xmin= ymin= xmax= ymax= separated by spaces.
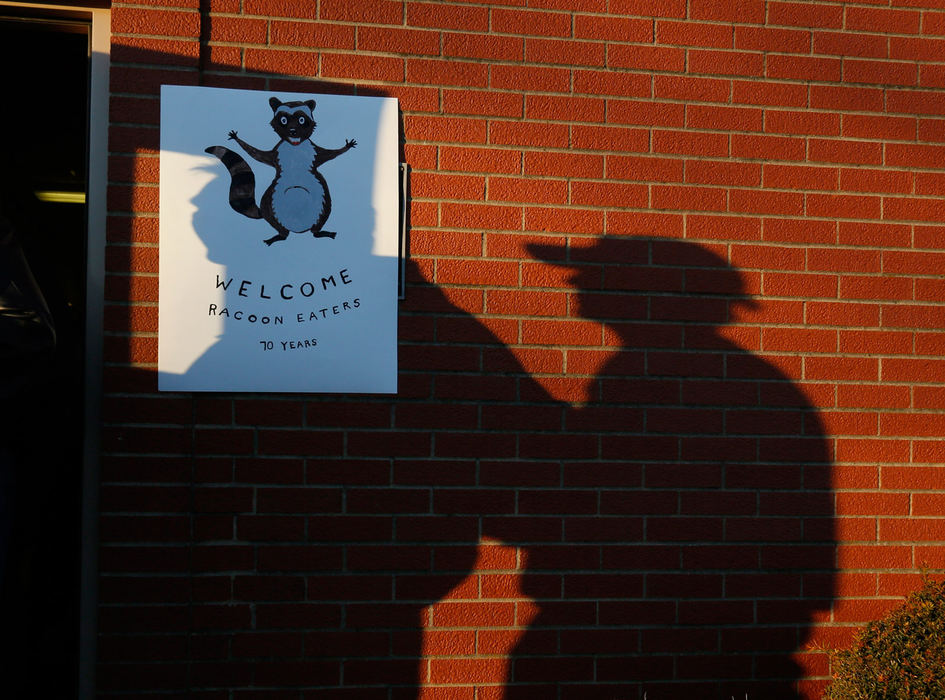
xmin=824 ymin=577 xmax=945 ymax=700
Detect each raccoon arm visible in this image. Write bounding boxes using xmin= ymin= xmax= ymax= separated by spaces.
xmin=313 ymin=140 xmax=357 ymax=167
xmin=228 ymin=131 xmax=277 ymax=166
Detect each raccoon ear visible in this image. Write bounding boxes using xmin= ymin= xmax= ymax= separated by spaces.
xmin=305 ymin=100 xmax=316 ymax=112
xmin=269 ymin=97 xmax=283 ymax=112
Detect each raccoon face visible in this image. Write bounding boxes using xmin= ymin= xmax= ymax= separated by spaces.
xmin=269 ymin=98 xmax=317 ymax=146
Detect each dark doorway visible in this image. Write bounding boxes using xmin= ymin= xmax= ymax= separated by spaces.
xmin=0 ymin=10 xmax=90 ymax=697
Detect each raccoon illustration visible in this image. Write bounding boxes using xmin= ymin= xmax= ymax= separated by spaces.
xmin=205 ymin=97 xmax=356 ymax=246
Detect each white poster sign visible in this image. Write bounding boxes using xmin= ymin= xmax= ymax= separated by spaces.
xmin=159 ymin=85 xmax=399 ymax=393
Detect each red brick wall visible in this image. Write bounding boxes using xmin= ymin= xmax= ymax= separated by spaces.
xmin=101 ymin=1 xmax=945 ymax=698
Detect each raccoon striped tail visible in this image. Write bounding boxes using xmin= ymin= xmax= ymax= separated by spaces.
xmin=204 ymin=146 xmax=263 ymax=219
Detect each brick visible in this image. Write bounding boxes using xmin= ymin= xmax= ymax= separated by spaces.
xmin=687 ymin=214 xmax=760 ymax=241
xmin=811 ymin=85 xmax=885 ymax=112
xmin=916 ymin=172 xmax=945 ymax=197
xmin=735 ymin=25 xmax=810 ymax=53
xmin=406 ymin=59 xmax=486 ymax=88
xmin=763 ymin=164 xmax=838 ymax=192
xmin=654 ymin=75 xmax=730 ymax=103
xmin=819 ymin=410 xmax=880 ymax=437
xmin=769 ymin=1 xmax=842 ymax=28
xmin=525 ymin=207 xmax=604 ymax=235
xmin=607 ymin=155 xmax=683 ymax=184
xmin=443 ymin=32 xmax=524 ymax=62
xmin=255 ymin=429 xmax=345 ymax=458
xmin=849 ymin=6 xmax=921 ymax=34
xmin=809 ymin=139 xmax=883 ymax=166
xmin=357 ymin=26 xmax=438 ymax=55
xmin=209 ymin=16 xmax=267 ymax=44
xmin=807 ymin=193 xmax=882 ymax=220
xmin=732 ymin=134 xmax=806 ymax=161
xmin=606 ymin=211 xmax=683 ymax=239
xmin=914 ymin=224 xmax=945 ymax=248
xmin=891 ymin=35 xmax=945 ymax=61
xmin=839 ymin=329 xmax=910 ymax=354
xmin=689 ymin=49 xmax=763 ymax=77
xmin=882 ymin=304 xmax=945 ymax=330
xmin=657 ymin=20 xmax=732 ymax=48
xmin=610 ymin=0 xmax=686 ymax=17
xmin=577 ymin=14 xmax=652 ymax=42
xmin=112 ymin=37 xmax=199 ymax=69
xmin=412 ymin=172 xmax=484 ymax=200
xmin=839 ymin=167 xmax=913 ymax=194
xmin=526 ymin=95 xmax=605 ymax=123
xmin=762 ymin=328 xmax=836 ymax=353
xmin=917 ymin=277 xmax=945 ymax=303
xmin=838 ymin=544 xmax=911 ymax=570
xmin=805 ymin=357 xmax=878 ymax=381
xmin=888 ymin=89 xmax=945 ymax=116
xmin=690 ymin=0 xmax=764 ymax=23
xmin=880 ymin=518 xmax=945 ymax=542
xmin=925 ymin=11 xmax=945 ymax=36
xmin=920 ymin=64 xmax=945 ymax=90
xmin=440 ymin=203 xmax=521 ymax=231
xmin=491 ymin=121 xmax=570 ymax=149
xmin=441 ymin=146 xmax=522 ymax=175
xmin=489 ymin=177 xmax=568 ymax=205
xmin=492 ymin=8 xmax=571 ymax=37
xmin=766 ymin=110 xmax=840 ymax=137
xmin=407 ymin=226 xmax=476 ymax=257
xmin=839 ymin=221 xmax=911 ymax=248
xmin=318 ymin=0 xmax=401 ymax=24
xmin=887 ymin=142 xmax=945 ymax=169
xmin=113 ymin=7 xmax=200 ymax=36
xmin=108 ymin=183 xmax=159 ymax=213
xmin=652 ymin=185 xmax=727 ymax=213
xmin=522 ymin=320 xmax=602 ymax=346
xmin=730 ymin=189 xmax=804 ymax=216
xmin=916 ymin=331 xmax=945 ymax=355
xmin=837 ymin=384 xmax=910 ymax=410
xmin=883 ymin=357 xmax=945 ymax=383
xmin=688 ymin=104 xmax=763 ymax=132
xmin=572 ymin=180 xmax=647 ymax=208
xmin=407 ymin=1 xmax=488 ymax=31
xmin=573 ymin=68 xmax=650 ymax=97
xmin=831 ymin=598 xmax=906 ymax=625
xmin=767 ymin=55 xmax=841 ymax=83
xmin=844 ymin=59 xmax=918 ymax=87
xmin=914 ymin=440 xmax=945 ymax=464
xmin=526 ymin=37 xmax=606 ymax=67
xmin=884 ymin=197 xmax=945 ymax=223
xmin=572 ymin=124 xmax=649 ymax=152
xmin=486 ymin=233 xmax=562 ymax=261
xmin=493 ymin=64 xmax=571 ymax=93
xmin=610 ymin=44 xmax=686 ymax=73
xmin=814 ymin=30 xmax=887 ymax=58
xmin=525 ymin=151 xmax=602 ymax=179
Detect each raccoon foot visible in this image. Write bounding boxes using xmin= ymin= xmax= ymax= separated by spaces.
xmin=312 ymin=230 xmax=337 ymax=239
xmin=263 ymin=232 xmax=289 ymax=246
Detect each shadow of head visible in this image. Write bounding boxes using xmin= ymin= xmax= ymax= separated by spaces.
xmin=528 ymin=235 xmax=759 ymax=327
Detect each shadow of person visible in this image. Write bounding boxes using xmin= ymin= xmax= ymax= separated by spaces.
xmin=149 ymin=82 xmax=835 ymax=698
xmin=488 ymin=236 xmax=836 ymax=699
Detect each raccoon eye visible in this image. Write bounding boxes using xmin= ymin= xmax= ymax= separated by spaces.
xmin=298 ymin=116 xmax=306 ymax=124
xmin=280 ymin=116 xmax=288 ymax=125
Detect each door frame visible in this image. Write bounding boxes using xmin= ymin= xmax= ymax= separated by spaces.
xmin=0 ymin=3 xmax=109 ymax=698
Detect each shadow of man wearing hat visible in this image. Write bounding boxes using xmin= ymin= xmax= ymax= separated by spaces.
xmin=489 ymin=236 xmax=835 ymax=700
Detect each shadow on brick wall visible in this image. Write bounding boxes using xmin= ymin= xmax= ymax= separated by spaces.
xmin=100 ymin=50 xmax=835 ymax=700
